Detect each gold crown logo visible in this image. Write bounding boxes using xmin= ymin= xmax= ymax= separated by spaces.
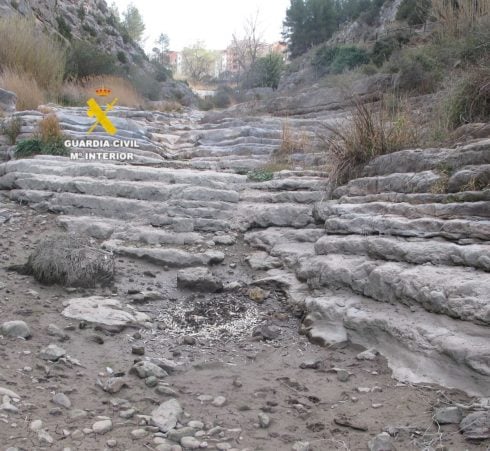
xmin=96 ymin=88 xmax=112 ymax=97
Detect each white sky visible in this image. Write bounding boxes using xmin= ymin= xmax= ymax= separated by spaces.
xmin=111 ymin=0 xmax=290 ymax=52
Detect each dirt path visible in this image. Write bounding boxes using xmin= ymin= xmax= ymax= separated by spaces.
xmin=0 ymin=200 xmax=485 ymax=451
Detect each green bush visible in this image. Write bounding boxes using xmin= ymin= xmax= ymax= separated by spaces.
xmin=313 ymin=45 xmax=370 ymax=75
xmin=247 ymin=53 xmax=284 ymax=89
xmin=127 ymin=66 xmax=160 ymax=101
xmin=371 ymin=33 xmax=410 ymax=66
xmin=77 ymin=6 xmax=85 ymax=21
xmin=198 ymin=97 xmax=214 ymax=111
xmin=15 ymin=137 xmax=68 ymax=158
xmin=56 ymin=16 xmax=72 ymax=40
xmin=213 ymin=87 xmax=232 ymax=109
xmin=65 ymin=41 xmax=118 ymax=78
xmin=117 ymin=51 xmax=128 ymax=63
xmin=247 ymin=169 xmax=274 ymax=182
xmin=82 ymin=23 xmax=97 ymax=37
xmin=445 ymin=69 xmax=490 ymax=128
xmin=396 ymin=0 xmax=431 ymax=26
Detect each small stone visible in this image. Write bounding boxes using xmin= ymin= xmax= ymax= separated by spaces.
xmin=146 ymin=376 xmax=159 ymax=387
xmin=0 ymin=320 xmax=31 ymax=338
xmin=368 ymin=432 xmax=396 ymax=451
xmin=68 ymin=409 xmax=88 ymax=422
xmin=71 ymin=429 xmax=84 ymax=440
xmin=130 ymin=361 xmax=168 ymax=379
xmin=356 ymin=349 xmax=378 ymax=361
xmin=180 ymin=436 xmax=201 ymax=449
xmin=52 ymin=393 xmax=71 ymax=409
xmin=197 ymin=394 xmax=213 ymax=403
xmin=38 ymin=429 xmax=54 ymax=445
xmin=434 ymin=406 xmax=462 ymax=425
xmin=292 ymin=442 xmax=310 ymax=451
xmin=99 ymin=377 xmax=128 ymax=394
xmin=151 ymin=398 xmax=182 ymax=432
xmin=156 ymin=385 xmax=179 ymax=397
xmin=188 ymin=420 xmax=204 ymax=429
xmin=131 ymin=428 xmax=149 ymax=439
xmin=132 ymin=346 xmax=145 ymax=356
xmin=92 ymin=419 xmax=112 ymax=434
xmin=216 ymin=444 xmax=232 ymax=450
xmin=232 ymin=378 xmax=242 ymax=388
xmin=167 ymin=426 xmax=196 ymax=442
xmin=106 ymin=439 xmax=117 ymax=448
xmin=258 ymin=412 xmax=270 ymax=428
xmin=30 ymin=419 xmax=43 ymax=431
xmin=247 ymin=287 xmax=267 ymax=303
xmin=460 ymin=411 xmax=490 ymax=441
xmin=177 ymin=267 xmax=223 ymax=292
xmin=357 ymin=387 xmax=371 ymax=393
xmin=336 ymin=369 xmax=349 ymax=382
xmin=183 ymin=335 xmax=196 ymax=345
xmin=212 ymin=396 xmax=227 ymax=407
xmin=39 ymin=344 xmax=66 ymax=361
xmin=120 ymin=408 xmax=136 ymax=419
xmin=299 ymin=360 xmax=321 ymax=370
xmin=252 ymin=324 xmax=280 ymax=341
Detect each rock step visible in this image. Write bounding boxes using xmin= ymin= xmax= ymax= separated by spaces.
xmin=323 ymin=214 xmax=490 ymax=242
xmin=0 ymin=158 xmax=246 ymax=189
xmin=303 ymin=289 xmax=490 ymax=396
xmin=315 ymin=200 xmax=490 ymax=221
xmin=240 ymin=189 xmax=324 ymax=204
xmin=190 ymin=143 xmax=279 ymax=157
xmin=6 ymin=190 xmax=234 ymax=225
xmin=336 ymin=189 xmax=490 ymax=205
xmin=314 ymin=235 xmax=490 ymax=271
xmin=245 ymin=227 xmax=326 ymax=251
xmin=3 ymin=172 xmax=240 ymax=203
xmin=58 ymin=216 xmax=206 ymax=244
xmin=246 ymin=177 xmax=327 ymax=191
xmin=362 ymin=139 xmax=490 ymax=177
xmin=102 ymin=241 xmax=224 ymax=268
xmin=296 ymin=254 xmax=490 ymax=325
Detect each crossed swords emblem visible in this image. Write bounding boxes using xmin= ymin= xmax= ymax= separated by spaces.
xmin=86 ymin=98 xmax=119 ymax=135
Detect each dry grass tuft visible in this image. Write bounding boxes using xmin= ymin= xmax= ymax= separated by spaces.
xmin=0 ymin=68 xmax=44 ymax=111
xmin=61 ymin=75 xmax=144 ymax=108
xmin=25 ymin=234 xmax=114 ymax=287
xmin=38 ymin=113 xmax=62 ymax=143
xmin=273 ymin=119 xmax=312 ymax=167
xmin=0 ymin=16 xmax=65 ymax=92
xmin=431 ymin=0 xmax=490 ymax=38
xmin=322 ymin=96 xmax=419 ymax=186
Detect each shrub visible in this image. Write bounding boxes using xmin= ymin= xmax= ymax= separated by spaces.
xmin=117 ymin=51 xmax=128 ymax=64
xmin=56 ymin=16 xmax=72 ymax=40
xmin=247 ymin=169 xmax=274 ymax=182
xmin=371 ymin=33 xmax=410 ymax=67
xmin=246 ymin=53 xmax=284 ymax=89
xmin=389 ymin=50 xmax=441 ymax=93
xmin=0 ymin=16 xmax=65 ymax=92
xmin=15 ymin=137 xmax=68 ymax=158
xmin=198 ymin=97 xmax=214 ymax=111
xmin=213 ymin=87 xmax=232 ymax=109
xmin=66 ymin=41 xmax=118 ymax=78
xmin=82 ymin=23 xmax=97 ymax=37
xmin=321 ymin=97 xmax=419 ymax=186
xmin=127 ymin=67 xmax=160 ymax=101
xmin=313 ymin=45 xmax=370 ymax=75
xmin=77 ymin=5 xmax=85 ymax=21
xmin=38 ymin=114 xmax=62 ymax=143
xmin=0 ymin=69 xmax=45 ymax=110
xmin=1 ymin=116 xmax=22 ymax=144
xmin=62 ymin=75 xmax=143 ymax=108
xmin=445 ymin=68 xmax=490 ymax=128
xmin=396 ymin=0 xmax=431 ymax=25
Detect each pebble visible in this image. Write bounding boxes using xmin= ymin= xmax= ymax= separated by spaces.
xmin=39 ymin=344 xmax=66 ymax=361
xmin=180 ymin=436 xmax=201 ymax=449
xmin=197 ymin=395 xmax=213 ymax=403
xmin=38 ymin=429 xmax=54 ymax=445
xmin=130 ymin=361 xmax=168 ymax=379
xmin=132 ymin=345 xmax=145 ymax=355
xmin=292 ymin=442 xmax=310 ymax=451
xmin=131 ymin=428 xmax=149 ymax=439
xmin=183 ymin=335 xmax=196 ymax=345
xmin=216 ymin=444 xmax=232 ymax=450
xmin=212 ymin=396 xmax=227 ymax=407
xmin=146 ymin=376 xmax=159 ymax=387
xmin=356 ymin=348 xmax=378 ymax=360
xmin=156 ymin=385 xmax=179 ymax=396
xmin=167 ymin=426 xmax=196 ymax=441
xmin=92 ymin=419 xmax=112 ymax=434
xmin=0 ymin=320 xmax=31 ymax=338
xmin=258 ymin=412 xmax=270 ymax=428
xmin=30 ymin=419 xmax=43 ymax=431
xmin=299 ymin=360 xmax=321 ymax=370
xmin=52 ymin=392 xmax=71 ymax=409
xmin=106 ymin=439 xmax=117 ymax=448
xmin=120 ymin=408 xmax=136 ymax=419
xmin=368 ymin=432 xmax=396 ymax=451
xmin=188 ymin=420 xmax=204 ymax=429
xmin=434 ymin=406 xmax=462 ymax=424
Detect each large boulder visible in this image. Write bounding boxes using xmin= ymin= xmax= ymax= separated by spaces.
xmin=0 ymin=88 xmax=17 ymax=112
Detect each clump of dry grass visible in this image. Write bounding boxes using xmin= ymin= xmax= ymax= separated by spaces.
xmin=19 ymin=234 xmax=115 ymax=287
xmin=60 ymin=75 xmax=144 ymax=108
xmin=322 ymin=96 xmax=419 ymax=186
xmin=38 ymin=113 xmax=62 ymax=142
xmin=432 ymin=0 xmax=490 ymax=38
xmin=0 ymin=16 xmax=65 ymax=93
xmin=273 ymin=119 xmax=312 ymax=167
xmin=1 ymin=116 xmax=22 ymax=145
xmin=149 ymin=100 xmax=184 ymax=113
xmin=0 ymin=68 xmax=44 ymax=111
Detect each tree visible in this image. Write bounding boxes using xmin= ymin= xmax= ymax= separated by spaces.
xmin=152 ymin=33 xmax=170 ymax=66
xmin=122 ymin=3 xmax=145 ymax=43
xmin=231 ymin=11 xmax=265 ymax=76
xmin=182 ymin=42 xmax=216 ymax=81
xmin=248 ymin=53 xmax=284 ymax=89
